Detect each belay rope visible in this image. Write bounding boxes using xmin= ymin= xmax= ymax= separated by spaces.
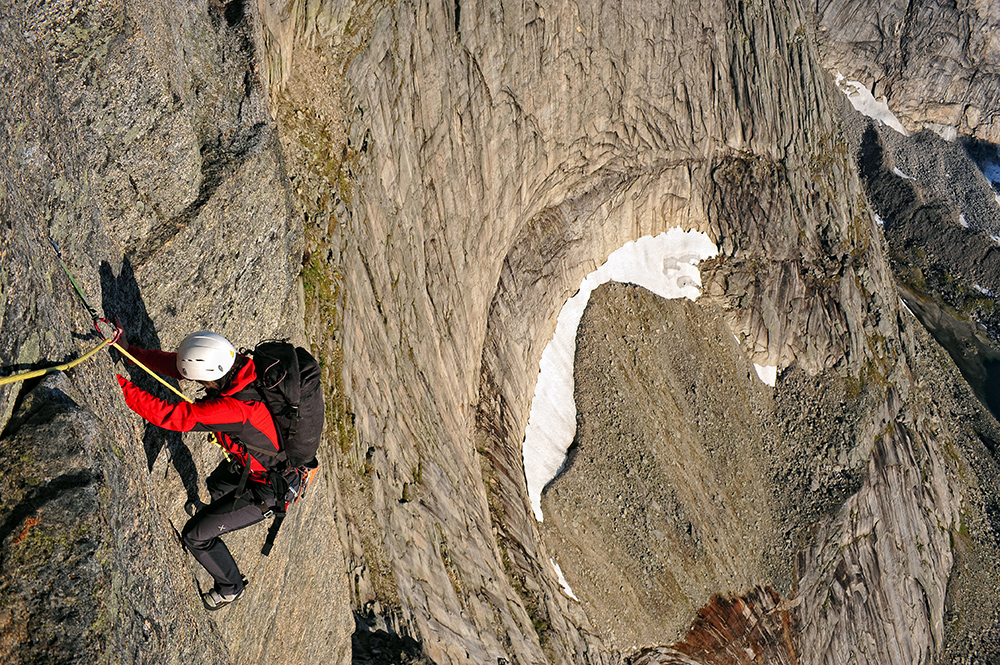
xmin=0 ymin=239 xmax=229 ymax=457
xmin=0 ymin=240 xmax=122 ymax=387
xmin=0 ymin=332 xmax=116 ymax=387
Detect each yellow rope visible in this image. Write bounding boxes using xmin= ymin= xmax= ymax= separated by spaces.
xmin=111 ymin=343 xmax=193 ymax=403
xmin=26 ymin=242 xmax=231 ymax=458
xmin=111 ymin=342 xmax=231 ymax=459
xmin=0 ymin=338 xmax=113 ymax=386
xmin=0 ymin=337 xmax=192 ymax=401
xmin=0 ymin=335 xmax=229 ymax=459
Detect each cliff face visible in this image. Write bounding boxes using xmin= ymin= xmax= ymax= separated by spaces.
xmin=0 ymin=0 xmax=352 ymax=661
xmin=833 ymin=81 xmax=1000 ymax=662
xmin=331 ymin=0 xmax=863 ymax=660
xmin=3 ymin=0 xmax=1000 ymax=663
xmin=317 ymin=0 xmax=969 ymax=662
xmin=816 ymin=0 xmax=1000 ymax=142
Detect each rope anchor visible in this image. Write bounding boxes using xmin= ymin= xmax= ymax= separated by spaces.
xmin=0 ymin=246 xmax=123 ymax=387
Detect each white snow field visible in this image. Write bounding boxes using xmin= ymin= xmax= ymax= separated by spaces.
xmin=522 ymin=229 xmax=718 ymax=521
xmin=754 ymin=363 xmax=778 ymax=387
xmin=550 ymin=559 xmax=579 ymax=601
xmin=835 ymin=73 xmax=910 ymax=136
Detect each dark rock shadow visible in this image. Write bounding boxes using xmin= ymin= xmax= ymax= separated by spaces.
xmin=859 ymin=126 xmax=1000 ymax=426
xmin=100 ymin=259 xmax=201 ymax=502
xmin=984 ymin=359 xmax=1000 ymax=418
xmin=351 ymin=611 xmax=431 ymax=665
xmin=962 ymin=137 xmax=1000 ymax=196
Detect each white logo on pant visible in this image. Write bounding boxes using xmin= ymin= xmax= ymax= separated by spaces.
xmin=219 ymin=525 xmax=226 ymax=532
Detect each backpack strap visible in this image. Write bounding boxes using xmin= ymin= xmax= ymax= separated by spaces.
xmin=229 ymin=461 xmax=288 ymax=556
xmin=260 ymin=468 xmax=290 ymax=556
xmin=230 ymin=384 xmax=287 ymax=466
xmin=261 ymin=508 xmax=285 ymax=556
xmin=243 ymin=443 xmax=287 ymax=464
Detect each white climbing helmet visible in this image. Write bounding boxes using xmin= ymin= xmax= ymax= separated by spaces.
xmin=176 ymin=331 xmax=237 ymax=381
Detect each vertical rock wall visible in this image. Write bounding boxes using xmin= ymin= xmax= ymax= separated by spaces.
xmin=324 ymin=0 xmax=960 ymax=662
xmin=816 ymin=0 xmax=1000 ymax=141
xmin=1 ymin=0 xmax=992 ymax=660
xmin=0 ymin=0 xmax=353 ymax=660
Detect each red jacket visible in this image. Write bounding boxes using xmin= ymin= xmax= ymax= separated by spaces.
xmin=117 ymin=347 xmax=280 ymax=482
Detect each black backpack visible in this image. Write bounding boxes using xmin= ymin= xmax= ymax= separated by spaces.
xmin=251 ymin=340 xmax=324 ymax=468
xmin=235 ymin=340 xmax=324 ymax=555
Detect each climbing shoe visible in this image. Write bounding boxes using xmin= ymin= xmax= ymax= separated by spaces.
xmin=202 ymin=585 xmax=244 ymax=611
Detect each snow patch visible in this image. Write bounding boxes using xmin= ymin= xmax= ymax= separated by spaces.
xmin=900 ymin=298 xmax=915 ymax=318
xmin=873 ymin=212 xmax=885 ymax=227
xmin=550 ymin=559 xmax=579 ymax=600
xmin=892 ymin=167 xmax=915 ymax=181
xmin=835 ymin=73 xmax=909 ymax=136
xmin=522 ymin=229 xmax=718 ymax=521
xmin=974 ymin=284 xmax=995 ymax=298
xmin=959 ymin=214 xmax=970 ymax=229
xmin=926 ymin=123 xmax=958 ymax=142
xmin=754 ymin=364 xmax=777 ymax=387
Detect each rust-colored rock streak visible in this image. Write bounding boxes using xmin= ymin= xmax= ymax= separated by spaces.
xmin=631 ymin=587 xmax=798 ymax=665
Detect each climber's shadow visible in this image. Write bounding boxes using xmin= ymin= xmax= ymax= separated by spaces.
xmin=99 ymin=259 xmax=201 ymax=503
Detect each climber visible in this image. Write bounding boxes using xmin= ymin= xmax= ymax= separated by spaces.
xmin=114 ymin=328 xmax=284 ymax=610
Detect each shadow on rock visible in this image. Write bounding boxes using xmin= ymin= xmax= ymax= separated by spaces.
xmin=351 ymin=611 xmax=432 ymax=665
xmin=100 ymin=258 xmax=200 ymax=501
xmin=962 ymin=137 xmax=1000 ymax=196
xmin=0 ymin=469 xmax=99 ymax=558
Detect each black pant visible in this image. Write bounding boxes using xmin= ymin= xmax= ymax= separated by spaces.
xmin=181 ymin=461 xmax=277 ymax=595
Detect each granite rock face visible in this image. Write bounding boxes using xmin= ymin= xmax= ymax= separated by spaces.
xmin=294 ymin=0 xmax=977 ymax=662
xmin=0 ymin=0 xmax=352 ymax=660
xmin=821 ymin=7 xmax=1000 ymax=655
xmin=329 ymin=0 xmax=880 ymax=660
xmin=3 ymin=0 xmax=1000 ymax=662
xmin=816 ymin=0 xmax=1000 ymax=142
xmin=833 ymin=84 xmax=1000 ymax=663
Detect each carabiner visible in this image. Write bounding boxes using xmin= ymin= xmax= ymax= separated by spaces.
xmin=95 ymin=318 xmax=123 ymax=346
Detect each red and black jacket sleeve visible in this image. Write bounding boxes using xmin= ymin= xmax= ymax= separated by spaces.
xmin=117 ymin=377 xmax=280 ymax=478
